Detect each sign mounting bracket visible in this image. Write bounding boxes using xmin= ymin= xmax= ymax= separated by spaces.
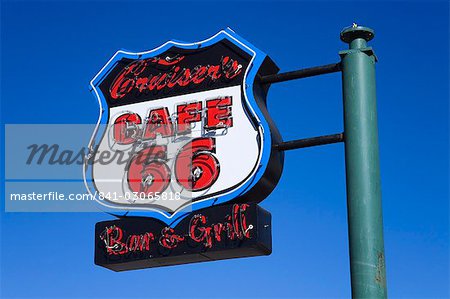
xmin=259 ymin=62 xmax=341 ymax=84
xmin=265 ymin=62 xmax=343 ymax=151
xmin=274 ymin=133 xmax=344 ymax=151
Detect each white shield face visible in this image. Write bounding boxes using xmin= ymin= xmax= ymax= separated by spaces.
xmin=92 ymin=85 xmax=261 ymax=213
xmin=86 ymin=30 xmax=284 ymax=218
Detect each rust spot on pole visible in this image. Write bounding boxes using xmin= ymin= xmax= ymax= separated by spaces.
xmin=375 ymin=252 xmax=386 ymax=288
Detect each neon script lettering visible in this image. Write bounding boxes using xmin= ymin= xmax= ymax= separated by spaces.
xmin=110 ymin=56 xmax=243 ymax=99
xmin=99 ymin=204 xmax=252 ymax=255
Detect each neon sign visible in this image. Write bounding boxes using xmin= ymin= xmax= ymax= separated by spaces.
xmin=95 ymin=203 xmax=271 ymax=271
xmin=85 ymin=29 xmax=283 ymax=219
xmin=89 ymin=29 xmax=282 ymax=271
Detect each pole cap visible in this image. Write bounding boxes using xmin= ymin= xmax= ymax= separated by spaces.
xmin=340 ymin=24 xmax=374 ymax=43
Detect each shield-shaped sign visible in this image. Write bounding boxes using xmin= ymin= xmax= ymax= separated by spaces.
xmin=84 ymin=29 xmax=284 ymax=219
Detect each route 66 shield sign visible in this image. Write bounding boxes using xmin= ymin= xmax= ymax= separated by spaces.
xmin=84 ymin=29 xmax=284 ymax=219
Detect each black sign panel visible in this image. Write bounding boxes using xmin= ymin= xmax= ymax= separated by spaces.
xmin=95 ymin=203 xmax=272 ymax=271
xmin=99 ymin=40 xmax=252 ymax=107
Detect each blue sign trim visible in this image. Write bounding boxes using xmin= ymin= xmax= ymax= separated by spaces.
xmin=85 ymin=28 xmax=274 ymax=224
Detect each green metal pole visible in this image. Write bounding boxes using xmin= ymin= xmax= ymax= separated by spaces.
xmin=340 ymin=25 xmax=387 ymax=298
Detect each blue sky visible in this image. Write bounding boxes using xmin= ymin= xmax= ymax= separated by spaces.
xmin=1 ymin=0 xmax=448 ymax=298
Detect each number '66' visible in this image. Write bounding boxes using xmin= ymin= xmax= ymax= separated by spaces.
xmin=127 ymin=138 xmax=220 ymax=195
